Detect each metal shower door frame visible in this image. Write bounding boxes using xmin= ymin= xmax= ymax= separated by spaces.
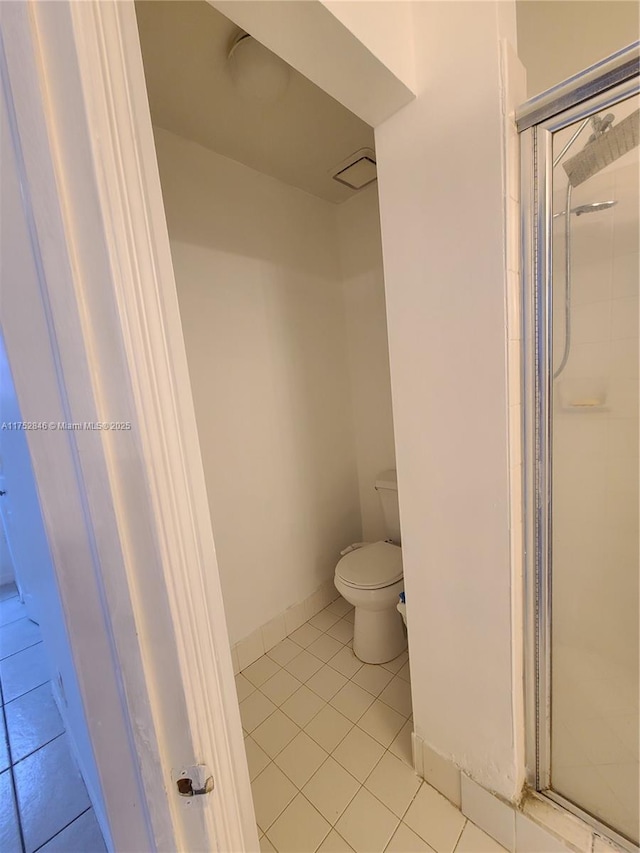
xmin=518 ymin=43 xmax=639 ymax=852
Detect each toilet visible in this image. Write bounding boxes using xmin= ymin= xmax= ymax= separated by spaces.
xmin=334 ymin=470 xmax=406 ymax=664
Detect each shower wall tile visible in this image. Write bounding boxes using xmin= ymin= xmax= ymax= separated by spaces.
xmin=572 ymin=299 xmax=611 ymax=344
xmin=612 ymin=250 xmax=639 ymax=298
xmin=572 ymin=255 xmax=613 ymax=306
xmin=611 ymin=296 xmax=638 ymax=340
xmin=609 ymin=338 xmax=639 ymax=379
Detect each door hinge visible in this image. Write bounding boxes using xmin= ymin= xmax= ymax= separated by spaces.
xmin=174 ymin=765 xmax=214 ymax=797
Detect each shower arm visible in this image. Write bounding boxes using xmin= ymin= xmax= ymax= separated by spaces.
xmin=553 ymin=117 xmax=591 ymax=168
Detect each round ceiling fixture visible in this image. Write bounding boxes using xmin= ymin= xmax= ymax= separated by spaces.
xmin=227 ymin=32 xmax=291 ymax=105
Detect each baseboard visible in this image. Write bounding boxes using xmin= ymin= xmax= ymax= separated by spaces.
xmin=411 ymin=732 xmax=461 ymax=808
xmin=230 ymin=577 xmax=340 ymax=674
xmin=50 ymin=678 xmax=112 ymax=851
xmin=410 ymin=734 xmax=630 ymax=853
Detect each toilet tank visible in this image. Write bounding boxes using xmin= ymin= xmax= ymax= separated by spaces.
xmin=375 ymin=469 xmax=401 ymax=543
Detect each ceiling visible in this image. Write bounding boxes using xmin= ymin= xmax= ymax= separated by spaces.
xmin=134 ymin=0 xmax=375 ymax=204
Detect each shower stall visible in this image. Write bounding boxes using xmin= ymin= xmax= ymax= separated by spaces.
xmin=519 ymin=43 xmax=639 ymax=850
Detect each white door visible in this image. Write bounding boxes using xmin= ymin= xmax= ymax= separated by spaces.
xmin=0 ymin=2 xmax=257 ymax=849
xmin=0 ymin=332 xmax=47 ymax=624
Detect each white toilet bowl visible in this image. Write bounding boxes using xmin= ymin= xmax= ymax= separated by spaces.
xmin=334 ymin=541 xmax=406 ymax=664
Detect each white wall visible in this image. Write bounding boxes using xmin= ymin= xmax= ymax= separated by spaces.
xmin=154 ymin=127 xmax=362 ymax=645
xmin=517 ymin=0 xmax=640 ymax=97
xmin=374 ymin=1 xmax=519 ymax=799
xmin=321 ymin=0 xmax=416 ymax=93
xmin=337 ymin=184 xmax=396 ymax=541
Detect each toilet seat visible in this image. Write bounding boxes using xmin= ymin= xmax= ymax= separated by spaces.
xmin=335 ymin=541 xmax=403 ymax=590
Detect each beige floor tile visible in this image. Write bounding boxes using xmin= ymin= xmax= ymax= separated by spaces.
xmin=389 ymin=719 xmax=414 ymax=767
xmin=308 ymin=634 xmax=344 ymax=663
xmin=235 ymin=673 xmax=256 ymax=702
xmin=455 ymin=822 xmax=508 ymax=853
xmin=243 ymin=655 xmax=282 ymax=687
xmin=326 ymin=619 xmax=354 ymax=645
xmin=261 ymin=669 xmax=303 ymax=706
xmin=281 ymin=685 xmax=326 ymax=728
xmin=266 ymin=794 xmax=331 ymax=853
xmin=317 ymin=829 xmax=355 ymax=851
xmin=398 ymin=661 xmax=411 ymax=683
xmin=330 ymin=682 xmax=375 ymax=723
xmin=357 ymin=700 xmax=406 ymax=747
xmin=342 ymin=609 xmax=355 ymax=624
xmin=268 ymin=638 xmax=302 ymax=667
xmin=364 ymin=751 xmax=421 ymax=817
xmin=244 ymin=736 xmax=271 ymax=781
xmin=379 ymin=676 xmax=413 ymax=717
xmin=252 ymin=710 xmax=300 ymax=758
xmin=285 ymin=650 xmax=324 ymax=682
xmin=260 ymin=834 xmax=276 ymax=852
xmin=352 ymin=664 xmax=394 ymax=697
xmin=327 ymin=598 xmax=352 ymax=618
xmin=328 ymin=646 xmax=363 ymax=679
xmin=307 ymin=665 xmax=348 ymax=702
xmin=403 ymin=782 xmax=466 ymax=853
xmin=335 ymin=788 xmax=399 ymax=853
xmin=274 ymin=731 xmax=328 ymax=788
xmin=332 ymin=726 xmax=385 ymax=783
xmin=251 ymin=763 xmax=297 ymax=832
xmin=290 ymin=623 xmax=323 ymax=649
xmin=305 ymin=705 xmax=353 ymax=753
xmin=303 ymin=756 xmax=361 ymax=824
xmin=381 ymin=650 xmax=408 ymax=673
xmin=240 ymin=691 xmax=277 ymax=733
xmin=309 ymin=609 xmax=341 ymax=632
xmin=386 ymin=822 xmax=437 ymax=852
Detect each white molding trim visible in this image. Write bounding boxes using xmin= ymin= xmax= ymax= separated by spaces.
xmin=1 ymin=1 xmax=256 ymax=850
xmin=230 ymin=579 xmax=339 ymax=674
xmin=63 ymin=1 xmax=258 ymax=849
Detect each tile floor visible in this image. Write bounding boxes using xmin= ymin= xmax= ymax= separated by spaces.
xmin=238 ymin=596 xmax=508 ymax=853
xmin=0 ymin=583 xmax=106 ymax=853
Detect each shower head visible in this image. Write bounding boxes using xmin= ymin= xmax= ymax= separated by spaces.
xmin=552 ymin=200 xmax=617 ymax=218
xmin=562 ymin=108 xmax=639 ymax=187
xmin=574 ymin=200 xmax=618 ymax=215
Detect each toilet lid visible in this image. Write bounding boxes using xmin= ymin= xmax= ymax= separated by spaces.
xmin=336 ymin=541 xmax=403 ymax=590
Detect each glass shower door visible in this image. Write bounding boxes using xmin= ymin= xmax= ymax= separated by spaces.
xmin=521 ymin=58 xmax=640 ymax=848
xmin=549 ymin=90 xmax=639 ymax=846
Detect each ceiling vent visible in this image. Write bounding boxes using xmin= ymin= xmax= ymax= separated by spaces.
xmin=331 ymin=148 xmax=377 ymax=190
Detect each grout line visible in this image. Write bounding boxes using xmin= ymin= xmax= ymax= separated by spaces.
xmin=31 ymin=805 xmax=92 ymax=852
xmin=0 ymin=667 xmax=27 ymax=853
xmin=0 ymin=638 xmax=45 ymax=666
xmin=247 ymin=605 xmax=417 ymax=851
xmin=0 ymin=634 xmax=43 ymax=664
xmin=1 ymin=674 xmax=50 ymax=708
xmin=10 ymin=730 xmax=67 ymax=769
